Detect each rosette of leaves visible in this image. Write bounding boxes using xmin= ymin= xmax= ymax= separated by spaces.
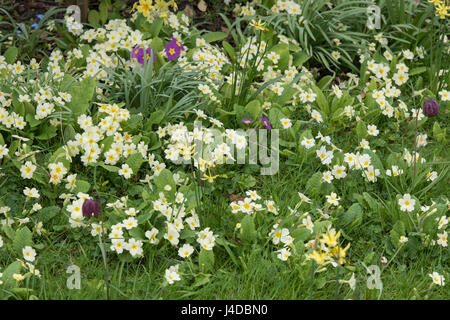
xmin=98 ymin=57 xmax=206 ymax=122
xmin=263 ymin=0 xmax=370 ymax=72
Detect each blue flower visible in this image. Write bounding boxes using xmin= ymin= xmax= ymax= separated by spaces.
xmin=36 ymin=14 xmax=44 ymax=20
xmin=31 ymin=23 xmax=39 ymax=29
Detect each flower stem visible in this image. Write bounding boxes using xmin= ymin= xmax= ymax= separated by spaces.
xmin=94 ymin=165 xmax=110 ymax=300
xmin=413 ymin=96 xmax=425 ymax=178
xmin=308 ymin=260 xmax=316 ymax=300
xmin=334 ymin=264 xmax=340 ymax=299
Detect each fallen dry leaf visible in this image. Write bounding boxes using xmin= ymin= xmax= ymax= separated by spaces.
xmin=198 ymin=0 xmax=207 ymax=12
xmin=184 ymin=4 xmax=195 ymax=18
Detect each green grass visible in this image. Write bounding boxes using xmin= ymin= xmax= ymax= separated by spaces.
xmin=2 ymin=162 xmax=447 ymax=300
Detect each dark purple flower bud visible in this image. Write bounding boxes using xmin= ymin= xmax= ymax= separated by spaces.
xmin=423 ymin=99 xmax=439 ymax=117
xmin=82 ymin=199 xmax=99 ymax=219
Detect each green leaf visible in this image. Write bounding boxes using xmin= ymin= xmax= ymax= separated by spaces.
xmin=125 ymin=152 xmax=145 ymax=175
xmin=222 ymin=41 xmax=235 ymax=62
xmin=362 ymin=192 xmax=381 ymax=213
xmin=65 ymin=77 xmax=96 ymax=116
xmin=98 ymin=162 xmax=120 ymax=173
xmin=305 ymin=172 xmax=322 ymax=196
xmin=245 ymin=100 xmax=261 ymax=119
xmin=129 ymin=227 xmax=145 ymax=240
xmin=23 ymin=101 xmax=35 ymax=116
xmin=123 ymin=113 xmax=142 ymax=131
xmin=154 ymin=169 xmax=176 ymax=196
xmin=293 ymin=51 xmax=310 ymax=67
xmin=2 ymin=261 xmax=22 ymax=288
xmin=318 ymin=75 xmax=333 ymax=90
xmin=198 ymin=249 xmax=215 ymax=272
xmin=215 ymin=237 xmax=239 ymax=267
xmin=64 ymin=124 xmax=76 ymax=141
xmin=13 ymin=101 xmax=25 ymax=117
xmin=316 ymin=276 xmax=327 ymax=289
xmin=179 ymin=229 xmax=196 ymax=240
xmin=80 ymin=44 xmax=91 ymax=58
xmin=203 ymin=31 xmax=228 ymax=43
xmin=390 ymin=221 xmax=405 ymax=249
xmin=364 ymin=251 xmax=376 ymax=265
xmin=35 ymin=124 xmax=57 ymax=140
xmin=149 ymin=36 xmax=164 ymax=52
xmin=148 ymin=109 xmax=165 ymax=125
xmin=37 ymin=206 xmax=60 ymax=223
xmin=356 ymin=120 xmax=367 ymax=139
xmin=48 ymin=147 xmax=71 ymax=170
xmin=136 ymin=211 xmax=152 ymax=224
xmin=148 ymin=18 xmax=163 ymax=37
xmin=216 ymin=107 xmax=236 ymax=116
xmin=409 ymin=67 xmax=427 ymax=76
xmin=10 ymin=287 xmax=34 ymax=298
xmin=240 ymin=215 xmax=256 ymax=243
xmin=433 ymin=122 xmax=446 ymax=143
xmin=268 ymin=106 xmax=286 ymax=129
xmin=99 ymin=2 xmax=109 ymax=24
xmin=340 ymin=203 xmax=363 ymax=231
xmin=8 ymin=140 xmax=20 ymax=157
xmin=25 ymin=113 xmax=40 ymax=128
xmin=310 ymin=84 xmax=329 ymax=115
xmin=74 ymin=180 xmax=91 ymax=193
xmin=3 ymin=223 xmax=15 ymax=240
xmin=88 ymin=10 xmax=100 ymax=26
xmin=313 ymin=221 xmax=332 ymax=234
xmin=423 ymin=205 xmax=445 ymax=234
xmin=13 ymin=227 xmax=33 ymax=255
xmin=113 ymin=0 xmax=126 ymax=10
xmin=4 ymin=46 xmax=18 ymax=64
xmin=269 ymin=43 xmax=289 ymax=71
xmin=278 ymin=86 xmax=297 ymax=106
xmin=192 ymin=274 xmax=211 ymax=288
xmin=291 ymin=227 xmax=311 ymax=242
